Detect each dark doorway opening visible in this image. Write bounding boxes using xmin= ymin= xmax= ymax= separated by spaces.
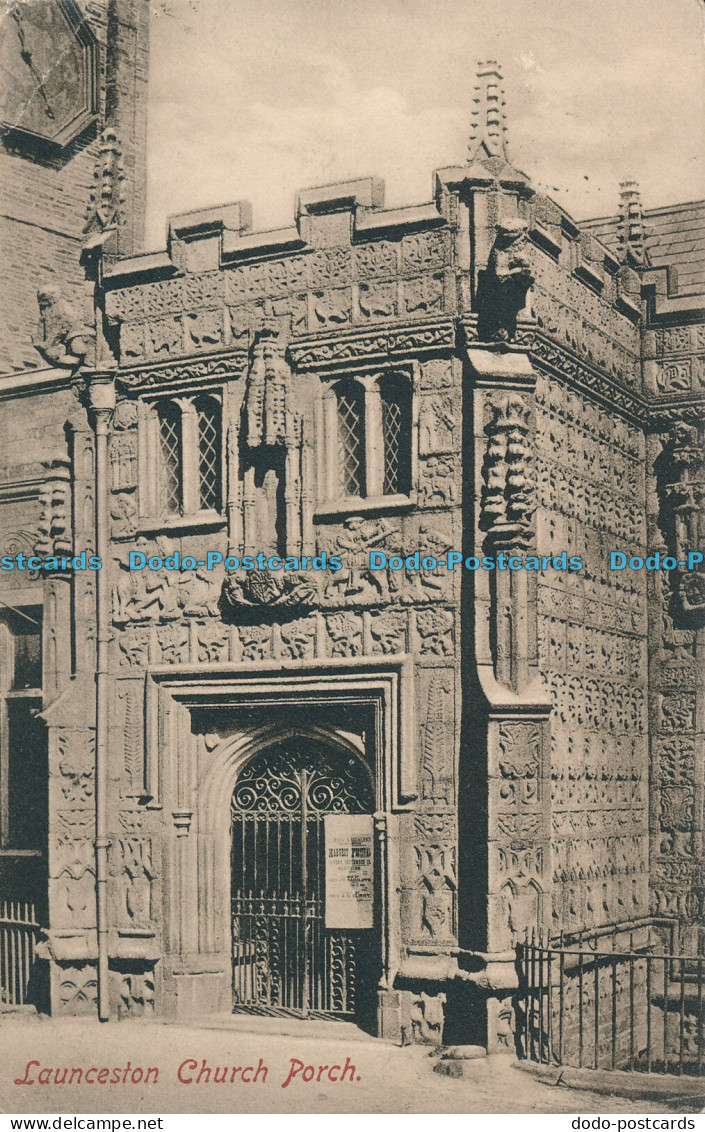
xmin=231 ymin=737 xmax=377 ymax=1028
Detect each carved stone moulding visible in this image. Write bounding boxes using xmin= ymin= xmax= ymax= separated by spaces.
xmin=289 ymin=320 xmax=455 ymax=371
xmin=116 ymin=351 xmax=248 ymax=390
xmin=649 ymin=397 xmax=705 ymax=432
xmin=144 ymin=657 xmax=417 ymax=807
xmin=515 ymin=330 xmax=648 ymax=427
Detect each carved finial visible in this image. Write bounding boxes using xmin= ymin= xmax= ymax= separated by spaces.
xmin=617 ymin=180 xmax=650 ymax=266
xmin=468 ymin=61 xmax=509 ymax=162
xmin=84 ymin=127 xmax=126 ymax=236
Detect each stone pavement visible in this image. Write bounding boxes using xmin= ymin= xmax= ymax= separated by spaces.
xmin=0 ymin=1014 xmax=702 ymax=1115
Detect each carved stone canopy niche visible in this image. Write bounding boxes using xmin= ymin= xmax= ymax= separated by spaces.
xmin=235 ymin=323 xmax=314 ymax=559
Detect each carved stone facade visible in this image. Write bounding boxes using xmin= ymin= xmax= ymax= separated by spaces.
xmin=534 ymin=374 xmax=650 ymax=933
xmin=0 ymin=47 xmax=703 ymax=1048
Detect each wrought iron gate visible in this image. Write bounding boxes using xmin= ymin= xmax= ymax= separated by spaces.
xmin=231 ymin=740 xmax=375 ymax=1018
xmin=0 ymin=901 xmax=39 ymax=1006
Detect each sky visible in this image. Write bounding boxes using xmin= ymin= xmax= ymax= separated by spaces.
xmin=144 ymin=0 xmax=705 ymax=251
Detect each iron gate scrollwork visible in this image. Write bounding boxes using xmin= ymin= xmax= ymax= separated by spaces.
xmin=231 ymin=739 xmax=375 ymax=1018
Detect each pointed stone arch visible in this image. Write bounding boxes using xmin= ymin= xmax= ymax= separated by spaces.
xmin=199 ymin=720 xmax=372 ymax=840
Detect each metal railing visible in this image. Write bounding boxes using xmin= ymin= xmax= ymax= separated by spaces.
xmin=516 ymin=926 xmax=705 ymax=1076
xmin=0 ymin=901 xmax=40 ymax=1007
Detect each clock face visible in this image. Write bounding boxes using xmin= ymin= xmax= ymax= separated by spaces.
xmin=0 ymin=0 xmax=98 ymax=149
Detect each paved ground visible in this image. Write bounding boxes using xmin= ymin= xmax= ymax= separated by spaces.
xmin=0 ymin=1013 xmax=702 ymax=1115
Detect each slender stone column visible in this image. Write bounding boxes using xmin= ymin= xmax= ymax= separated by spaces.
xmin=86 ymin=372 xmax=116 ymax=1022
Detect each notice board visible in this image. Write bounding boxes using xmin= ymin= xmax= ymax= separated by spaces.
xmin=324 ymin=813 xmax=374 ymax=929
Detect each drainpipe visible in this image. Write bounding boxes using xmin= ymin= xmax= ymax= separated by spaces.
xmin=87 ymin=373 xmax=116 ymax=1022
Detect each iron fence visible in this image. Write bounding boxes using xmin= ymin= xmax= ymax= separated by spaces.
xmin=0 ymin=901 xmax=39 ymax=1007
xmin=516 ymin=926 xmax=705 ymax=1076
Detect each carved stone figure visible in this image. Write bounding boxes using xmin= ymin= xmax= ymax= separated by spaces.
xmin=33 ymin=286 xmax=91 ymax=367
xmin=113 ymin=538 xmax=181 ymax=625
xmin=477 ymin=219 xmax=534 ymax=342
xmin=110 ymin=492 xmax=137 ymax=539
xmin=181 ymin=567 xmax=221 ymax=617
xmin=679 ymin=571 xmax=705 ymax=622
xmin=324 ymin=518 xmax=400 ymax=603
xmin=418 ymin=456 xmax=457 ymax=507
xmin=419 ymin=396 xmax=456 ymax=455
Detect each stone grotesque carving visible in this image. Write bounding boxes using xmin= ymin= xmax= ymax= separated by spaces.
xmin=477 ymin=219 xmax=534 ymax=342
xmin=33 ymin=285 xmax=92 ymax=367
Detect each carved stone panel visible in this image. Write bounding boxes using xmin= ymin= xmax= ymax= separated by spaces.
xmin=58 ymin=964 xmax=98 ymax=1015
xmin=417 ymin=669 xmax=454 ymax=806
xmin=116 ymin=839 xmax=154 ymax=928
xmin=411 ymin=812 xmax=457 ymax=944
xmin=53 ymin=838 xmax=96 ymax=928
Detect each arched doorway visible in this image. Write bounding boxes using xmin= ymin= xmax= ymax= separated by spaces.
xmin=230 ymin=736 xmax=376 ymax=1022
